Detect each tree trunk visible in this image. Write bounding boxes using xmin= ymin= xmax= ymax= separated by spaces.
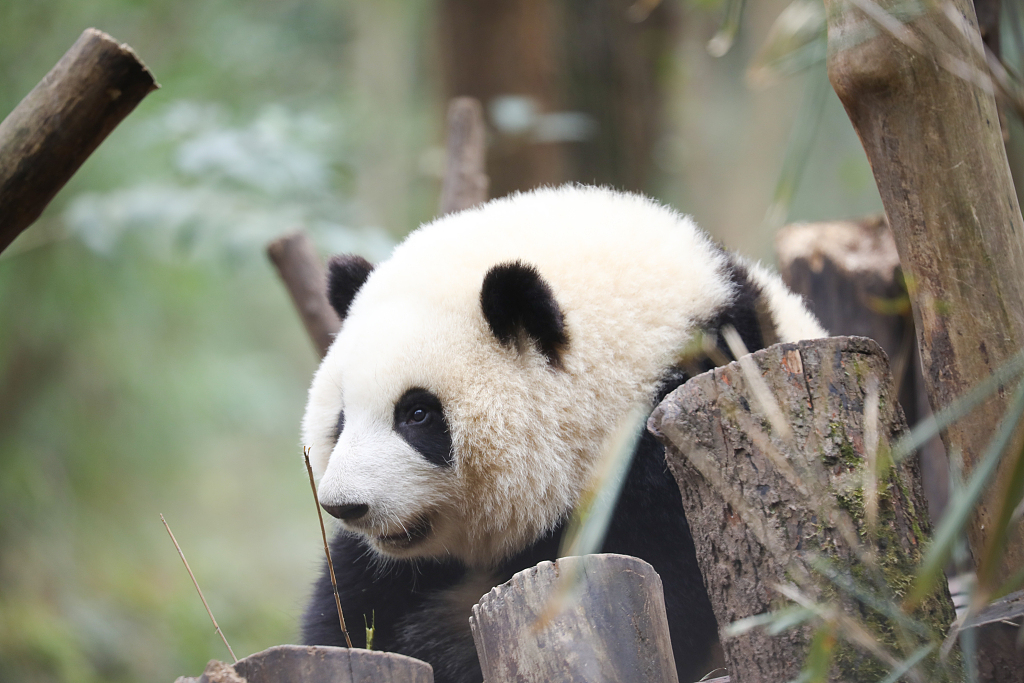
xmin=824 ymin=0 xmax=1024 ymax=589
xmin=438 ymin=97 xmax=489 ymax=216
xmin=437 ymin=0 xmax=569 ymax=197
xmin=776 ymin=218 xmax=950 ymax=525
xmin=649 ymin=337 xmax=958 ymax=682
xmin=0 ymin=28 xmax=158 ymax=253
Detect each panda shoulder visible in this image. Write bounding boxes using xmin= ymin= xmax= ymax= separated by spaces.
xmin=738 ymin=257 xmax=828 ymax=342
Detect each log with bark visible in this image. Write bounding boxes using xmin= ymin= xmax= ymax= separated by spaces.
xmin=824 ymin=0 xmax=1024 ymax=590
xmin=0 ymin=28 xmax=158 ymax=254
xmin=649 ymin=336 xmax=959 ymax=682
xmin=470 ymin=554 xmax=679 ymax=683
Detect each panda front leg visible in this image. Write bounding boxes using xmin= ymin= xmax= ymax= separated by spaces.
xmin=302 ymin=528 xmax=488 ymax=683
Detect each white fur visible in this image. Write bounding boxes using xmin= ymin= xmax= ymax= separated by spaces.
xmin=302 ymin=185 xmax=825 ymax=568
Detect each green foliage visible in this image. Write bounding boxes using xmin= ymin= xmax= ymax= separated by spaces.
xmin=0 ymin=2 xmax=435 ymax=680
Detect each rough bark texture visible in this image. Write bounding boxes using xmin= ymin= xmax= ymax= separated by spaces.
xmin=825 ymin=0 xmax=1024 ymax=586
xmin=649 ymin=337 xmax=958 ymax=683
xmin=175 ymin=645 xmax=433 ymax=683
xmin=0 ymin=28 xmax=158 ymax=253
xmin=470 ymin=554 xmax=679 ymax=683
xmin=438 ymin=97 xmax=489 ymax=217
xmin=266 ymin=232 xmax=340 ymax=359
xmin=776 ymin=218 xmax=950 ymax=524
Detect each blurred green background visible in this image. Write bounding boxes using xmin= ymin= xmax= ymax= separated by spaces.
xmin=0 ymin=0 xmax=971 ymax=680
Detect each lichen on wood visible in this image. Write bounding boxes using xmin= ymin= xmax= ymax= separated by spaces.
xmin=649 ymin=337 xmax=959 ymax=682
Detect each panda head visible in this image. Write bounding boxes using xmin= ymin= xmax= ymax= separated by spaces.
xmin=300 ymin=187 xmax=790 ymax=569
xmin=302 ymin=232 xmax=588 ymax=569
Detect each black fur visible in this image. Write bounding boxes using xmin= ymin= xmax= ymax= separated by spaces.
xmin=301 ymin=374 xmax=719 ymax=683
xmin=480 ymin=262 xmax=568 ymax=366
xmin=394 ymin=388 xmax=454 ymax=468
xmin=696 ymin=257 xmax=772 ymax=370
xmin=327 ymin=255 xmax=375 ymax=322
xmin=333 ymin=410 xmax=345 ymax=443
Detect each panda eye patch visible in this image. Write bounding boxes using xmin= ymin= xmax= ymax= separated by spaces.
xmin=394 ymin=388 xmax=453 ymax=468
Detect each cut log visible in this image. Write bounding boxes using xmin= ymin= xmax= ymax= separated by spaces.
xmin=470 ymin=554 xmax=679 ymax=683
xmin=0 ymin=28 xmax=158 ymax=253
xmin=174 ymin=645 xmax=433 ymax=683
xmin=824 ymin=0 xmax=1024 ymax=588
xmin=266 ymin=231 xmax=340 ymax=359
xmin=649 ymin=337 xmax=958 ymax=682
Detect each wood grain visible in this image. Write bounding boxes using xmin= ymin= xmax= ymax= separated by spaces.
xmin=649 ymin=337 xmax=957 ymax=682
xmin=470 ymin=554 xmax=679 ymax=683
xmin=824 ymin=0 xmax=1024 ymax=586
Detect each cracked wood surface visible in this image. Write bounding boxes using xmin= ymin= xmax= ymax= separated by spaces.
xmin=649 ymin=337 xmax=956 ymax=682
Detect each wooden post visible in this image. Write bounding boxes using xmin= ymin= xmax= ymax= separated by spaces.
xmin=824 ymin=0 xmax=1024 ymax=588
xmin=266 ymin=232 xmax=340 ymax=359
xmin=175 ymin=645 xmax=433 ymax=683
xmin=438 ymin=97 xmax=488 ymax=217
xmin=0 ymin=28 xmax=158 ymax=253
xmin=470 ymin=554 xmax=679 ymax=683
xmin=649 ymin=337 xmax=958 ymax=682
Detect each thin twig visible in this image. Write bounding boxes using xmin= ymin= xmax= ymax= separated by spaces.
xmin=304 ymin=447 xmax=353 ymax=648
xmin=160 ymin=513 xmax=237 ymax=663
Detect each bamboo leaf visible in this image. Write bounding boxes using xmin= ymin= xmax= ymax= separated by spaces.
xmin=907 ymin=379 xmax=1024 ymax=606
xmin=891 ymin=349 xmax=1024 ymax=464
xmin=876 ymin=644 xmax=935 ymax=683
xmin=977 ymin=436 xmax=1024 ymax=593
xmin=707 ymin=0 xmax=745 ymax=57
xmin=748 ymin=0 xmax=826 ymax=88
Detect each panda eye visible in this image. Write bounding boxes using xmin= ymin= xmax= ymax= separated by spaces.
xmin=393 ymin=388 xmax=453 ymax=468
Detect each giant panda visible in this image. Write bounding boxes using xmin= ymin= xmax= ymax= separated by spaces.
xmin=299 ymin=185 xmax=826 ymax=683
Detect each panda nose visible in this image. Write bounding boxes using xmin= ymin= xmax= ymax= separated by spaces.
xmin=321 ymin=502 xmax=369 ymax=521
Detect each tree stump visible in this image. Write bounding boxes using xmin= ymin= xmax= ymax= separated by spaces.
xmin=470 ymin=554 xmax=679 ymax=683
xmin=776 ymin=218 xmax=950 ymax=525
xmin=648 ymin=337 xmax=958 ymax=682
xmin=174 ymin=645 xmax=433 ymax=683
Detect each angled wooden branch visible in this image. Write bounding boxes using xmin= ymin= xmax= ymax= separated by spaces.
xmin=266 ymin=231 xmax=340 ymax=359
xmin=0 ymin=28 xmax=158 ymax=253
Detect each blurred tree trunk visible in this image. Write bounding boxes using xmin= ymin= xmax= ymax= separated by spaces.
xmin=436 ymin=0 xmax=671 ymax=196
xmin=437 ymin=0 xmax=569 ymax=196
xmin=561 ymin=0 xmax=675 ymax=192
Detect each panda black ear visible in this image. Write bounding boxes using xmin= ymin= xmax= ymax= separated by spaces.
xmin=327 ymin=255 xmax=374 ymax=322
xmin=481 ymin=261 xmax=568 ymax=367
